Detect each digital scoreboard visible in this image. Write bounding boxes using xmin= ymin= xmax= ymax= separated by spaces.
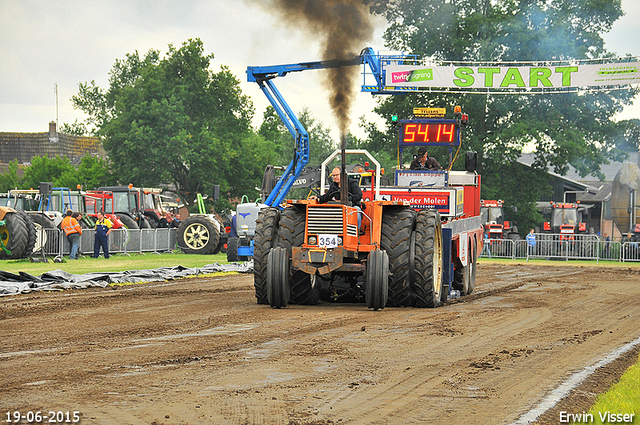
xmin=398 ymin=119 xmax=460 ymax=147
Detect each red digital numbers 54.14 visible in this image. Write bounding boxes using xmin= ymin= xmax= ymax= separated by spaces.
xmin=402 ymin=123 xmax=456 ymax=143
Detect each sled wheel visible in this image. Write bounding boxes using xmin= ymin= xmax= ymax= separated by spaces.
xmin=267 ymin=247 xmax=290 ymax=309
xmin=365 ymin=249 xmax=389 ymax=310
xmin=468 ymin=239 xmax=477 ymax=295
xmin=413 ymin=209 xmax=444 ymax=308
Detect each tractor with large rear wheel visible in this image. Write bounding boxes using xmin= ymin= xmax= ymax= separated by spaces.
xmin=254 ymin=146 xmax=482 ymax=310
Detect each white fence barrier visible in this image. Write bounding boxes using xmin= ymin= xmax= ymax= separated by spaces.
xmin=32 ymin=228 xmax=178 ymax=259
xmin=478 ymin=233 xmax=640 ymax=262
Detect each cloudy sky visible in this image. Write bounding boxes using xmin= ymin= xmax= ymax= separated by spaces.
xmin=1 ymin=0 xmax=638 ymax=141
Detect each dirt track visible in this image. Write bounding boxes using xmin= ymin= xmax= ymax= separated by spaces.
xmin=1 ymin=262 xmax=640 ymax=425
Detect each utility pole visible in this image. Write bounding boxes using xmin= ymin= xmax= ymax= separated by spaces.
xmin=54 ymin=83 xmax=59 ymax=125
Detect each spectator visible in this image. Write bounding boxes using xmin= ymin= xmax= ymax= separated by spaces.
xmin=60 ymin=210 xmax=82 ymax=260
xmin=604 ymin=233 xmax=611 ymax=258
xmin=526 ymin=228 xmax=536 ymax=256
xmin=481 ymin=231 xmax=492 ymax=258
xmin=92 ymin=211 xmax=113 ymax=259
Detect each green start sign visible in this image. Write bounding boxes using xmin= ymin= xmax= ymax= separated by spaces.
xmin=386 ymin=61 xmax=640 ymax=91
xmin=453 ymin=66 xmax=578 ymax=88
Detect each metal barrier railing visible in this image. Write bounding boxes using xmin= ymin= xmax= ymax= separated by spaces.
xmin=30 ymin=229 xmax=640 ymax=262
xmin=478 ymin=233 xmax=640 ymax=262
xmin=32 ymin=228 xmax=178 ymax=258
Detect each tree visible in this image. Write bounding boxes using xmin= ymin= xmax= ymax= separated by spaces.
xmin=20 ymin=155 xmax=76 ymax=190
xmin=0 ymin=160 xmax=21 ymax=192
xmin=58 ymin=156 xmax=117 ymax=190
xmin=71 ymin=38 xmax=261 ymax=207
xmin=365 ymin=0 xmax=637 ymax=234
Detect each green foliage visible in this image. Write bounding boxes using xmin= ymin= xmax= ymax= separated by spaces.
xmin=0 ymin=155 xmax=115 ymax=193
xmin=59 ymin=120 xmax=89 ymax=136
xmin=20 ymin=155 xmax=76 ymax=189
xmin=364 ymin=0 xmax=637 ymax=230
xmin=59 ymin=156 xmax=117 ymax=190
xmin=71 ymin=38 xmax=259 ymax=207
xmin=0 ymin=160 xmax=21 ymax=192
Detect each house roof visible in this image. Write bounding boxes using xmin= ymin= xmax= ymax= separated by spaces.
xmin=518 ymin=152 xmax=639 ymax=184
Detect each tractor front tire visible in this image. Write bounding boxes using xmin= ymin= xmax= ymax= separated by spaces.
xmin=267 ymin=247 xmax=290 ymax=308
xmin=275 ymin=206 xmax=317 ymax=305
xmin=365 ymin=249 xmax=389 ymax=310
xmin=227 ymin=237 xmax=240 ymax=262
xmin=177 ymin=216 xmax=220 ymax=254
xmin=17 ymin=211 xmax=36 ymax=258
xmin=253 ymin=208 xmax=281 ymax=304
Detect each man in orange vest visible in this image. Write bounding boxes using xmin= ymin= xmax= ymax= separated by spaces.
xmin=61 ymin=209 xmax=83 ymax=260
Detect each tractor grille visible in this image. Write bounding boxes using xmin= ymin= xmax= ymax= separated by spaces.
xmin=308 ymin=207 xmax=344 ymax=234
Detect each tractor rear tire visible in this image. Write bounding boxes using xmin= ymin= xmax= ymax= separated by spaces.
xmin=413 ymin=210 xmax=444 ymax=308
xmin=139 ymin=217 xmax=152 ymax=229
xmin=380 ymin=207 xmax=415 ymax=307
xmin=365 ymin=249 xmax=389 ymax=310
xmin=17 ymin=211 xmax=36 ymax=258
xmin=177 ymin=215 xmax=220 ymax=254
xmin=275 ymin=206 xmax=316 ymax=305
xmin=253 ymin=208 xmax=281 ymax=304
xmin=0 ymin=211 xmax=31 ymax=259
xmin=227 ymin=237 xmax=240 ymax=262
xmin=117 ymin=214 xmax=139 ymax=229
xmin=267 ymin=247 xmax=290 ymax=308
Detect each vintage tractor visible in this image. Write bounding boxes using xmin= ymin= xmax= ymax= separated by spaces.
xmin=254 ymin=147 xmax=482 ymax=310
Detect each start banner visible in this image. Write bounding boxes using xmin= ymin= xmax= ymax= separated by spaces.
xmin=386 ymin=60 xmax=640 ymax=91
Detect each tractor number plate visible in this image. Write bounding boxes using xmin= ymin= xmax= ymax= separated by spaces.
xmin=318 ymin=234 xmax=338 ymax=248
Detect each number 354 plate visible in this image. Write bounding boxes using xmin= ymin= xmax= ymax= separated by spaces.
xmin=318 ymin=234 xmax=338 ymax=248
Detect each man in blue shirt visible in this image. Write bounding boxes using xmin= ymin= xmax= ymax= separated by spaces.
xmin=526 ymin=228 xmax=536 ymax=256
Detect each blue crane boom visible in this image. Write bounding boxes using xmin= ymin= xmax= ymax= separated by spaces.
xmin=234 ymin=48 xmax=405 ymax=258
xmin=247 ymin=54 xmax=366 ymax=207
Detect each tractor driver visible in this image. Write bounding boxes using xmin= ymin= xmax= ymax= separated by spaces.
xmin=309 ymin=167 xmax=363 ymax=231
xmin=410 ymin=147 xmax=442 ymax=170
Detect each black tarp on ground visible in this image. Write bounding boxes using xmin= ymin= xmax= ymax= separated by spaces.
xmin=0 ymin=262 xmax=253 ymax=296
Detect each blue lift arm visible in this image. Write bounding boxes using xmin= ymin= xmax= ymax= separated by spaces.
xmin=246 ymin=47 xmax=392 ymax=207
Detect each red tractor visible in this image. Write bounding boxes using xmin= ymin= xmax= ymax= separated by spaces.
xmin=480 ymin=199 xmax=520 ymax=240
xmin=84 ymin=191 xmax=131 ymax=229
xmin=541 ymin=201 xmax=590 ymax=239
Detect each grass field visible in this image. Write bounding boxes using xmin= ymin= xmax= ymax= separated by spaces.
xmin=0 ymin=251 xmax=231 ymax=276
xmin=571 ymin=356 xmax=640 ymax=424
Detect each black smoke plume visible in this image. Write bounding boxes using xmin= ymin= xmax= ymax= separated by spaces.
xmin=248 ymin=0 xmax=374 ymax=144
